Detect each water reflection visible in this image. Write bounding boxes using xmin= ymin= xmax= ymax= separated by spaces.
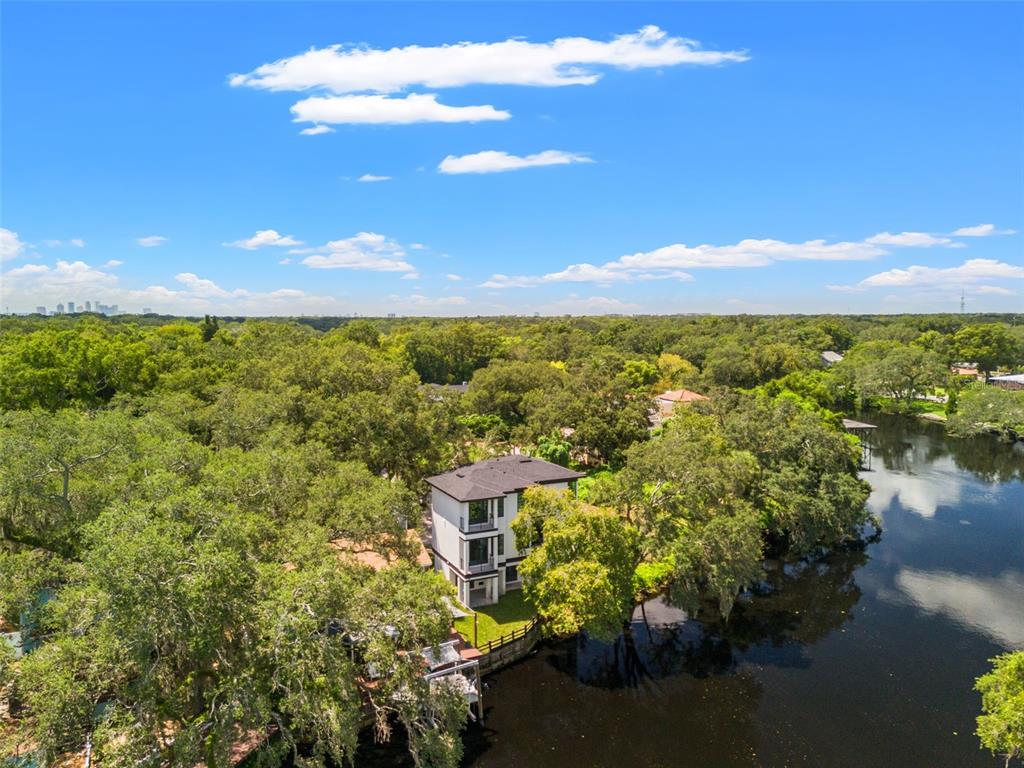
xmin=555 ymin=546 xmax=869 ymax=688
xmin=885 ymin=568 xmax=1024 ymax=648
xmin=864 ymin=410 xmax=1024 ymax=484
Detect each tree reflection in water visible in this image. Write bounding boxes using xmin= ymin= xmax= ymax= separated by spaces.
xmin=863 ymin=410 xmax=1023 ymax=483
xmin=551 ymin=543 xmax=870 ymax=690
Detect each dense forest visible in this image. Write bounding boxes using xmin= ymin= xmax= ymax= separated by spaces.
xmin=1 ymin=312 xmax=1022 ymax=767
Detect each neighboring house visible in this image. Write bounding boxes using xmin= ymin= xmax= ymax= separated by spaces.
xmin=988 ymin=373 xmax=1024 ymax=391
xmin=821 ymin=350 xmax=844 ymax=366
xmin=651 ymin=388 xmax=709 ymax=426
xmin=426 ymin=456 xmax=584 ymax=607
xmin=951 ymin=363 xmax=983 ymax=379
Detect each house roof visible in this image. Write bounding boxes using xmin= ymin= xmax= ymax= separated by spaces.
xmin=821 ymin=351 xmax=844 ymax=363
xmin=329 ymin=529 xmax=432 ymax=571
xmin=990 ymin=373 xmax=1024 ymax=383
xmin=425 ymin=455 xmax=584 ymax=502
xmin=656 ymin=388 xmax=709 ymax=403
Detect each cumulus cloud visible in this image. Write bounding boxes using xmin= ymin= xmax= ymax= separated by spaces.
xmin=104 ymin=260 xmax=124 ymax=268
xmin=951 ymin=223 xmax=1017 ymax=237
xmin=480 ymin=224 xmax=1004 ymax=289
xmin=446 ymin=274 xmax=463 ymax=281
xmin=291 ymin=93 xmax=509 ymax=127
xmin=358 ymin=173 xmax=391 ymax=182
xmin=137 ymin=235 xmax=167 ymax=247
xmin=439 ymin=149 xmax=593 ymax=174
xmin=830 ymin=259 xmax=1024 ymax=292
xmin=224 ymin=229 xmax=303 ymax=249
xmin=233 ymin=27 xmax=746 ymax=130
xmin=297 ymin=231 xmax=416 ymax=273
xmin=231 ymin=26 xmax=748 ymax=94
xmin=0 ymin=228 xmax=29 ymax=262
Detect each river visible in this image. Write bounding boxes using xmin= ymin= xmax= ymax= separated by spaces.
xmin=362 ymin=413 xmax=1024 ymax=767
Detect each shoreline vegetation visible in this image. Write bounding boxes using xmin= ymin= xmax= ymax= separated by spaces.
xmin=1 ymin=311 xmax=1021 ymax=767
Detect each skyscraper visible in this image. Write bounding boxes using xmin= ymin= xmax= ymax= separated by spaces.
xmin=56 ymin=302 xmax=65 ymax=314
xmin=85 ymin=301 xmax=92 ymax=311
xmin=68 ymin=301 xmax=76 ymax=313
xmin=36 ymin=306 xmax=46 ymax=315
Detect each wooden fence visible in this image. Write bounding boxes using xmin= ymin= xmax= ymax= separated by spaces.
xmin=475 ymin=617 xmax=543 ymax=675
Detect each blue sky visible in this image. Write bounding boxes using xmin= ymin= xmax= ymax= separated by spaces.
xmin=2 ymin=1 xmax=1022 ymax=316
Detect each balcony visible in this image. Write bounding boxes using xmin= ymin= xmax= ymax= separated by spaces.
xmin=467 ymin=559 xmax=495 ymax=574
xmin=466 ymin=517 xmax=495 ymax=533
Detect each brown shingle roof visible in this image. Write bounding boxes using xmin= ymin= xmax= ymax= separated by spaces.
xmin=425 ymin=455 xmax=584 ymax=502
xmin=656 ymin=389 xmax=708 ymax=403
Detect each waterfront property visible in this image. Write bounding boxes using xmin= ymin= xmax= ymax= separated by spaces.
xmin=426 ymin=456 xmax=584 ymax=607
xmin=988 ymin=372 xmax=1024 ymax=390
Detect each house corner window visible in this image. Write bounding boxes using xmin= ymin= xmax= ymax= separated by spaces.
xmin=506 ymin=564 xmax=519 ymax=584
xmin=497 ymin=497 xmax=505 ymax=517
xmin=498 ymin=535 xmax=505 ymax=556
xmin=468 ymin=499 xmax=488 ymax=527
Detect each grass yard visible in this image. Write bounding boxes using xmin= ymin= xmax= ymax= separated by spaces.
xmin=455 ymin=590 xmax=535 ymax=647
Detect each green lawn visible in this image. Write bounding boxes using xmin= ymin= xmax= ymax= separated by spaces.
xmin=455 ymin=590 xmax=535 ymax=647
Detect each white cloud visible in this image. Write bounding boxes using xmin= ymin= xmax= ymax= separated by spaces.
xmin=358 ymin=173 xmax=391 ymax=182
xmin=482 ymin=236 xmax=884 ymax=288
xmin=0 ymin=258 xmax=351 ymax=316
xmin=389 ymin=293 xmax=469 ymax=310
xmin=839 ymin=259 xmax=1024 ymax=290
xmin=480 ymin=224 xmax=1008 ymax=289
xmin=70 ymin=238 xmax=85 ymax=248
xmin=299 ymin=124 xmax=334 ymax=136
xmin=224 ymin=229 xmax=303 ymax=250
xmin=278 ymin=257 xmax=292 ymax=265
xmin=298 ymin=231 xmax=416 ymax=273
xmin=104 ymin=260 xmax=124 ymax=268
xmin=446 ymin=274 xmax=463 ymax=281
xmin=864 ymin=231 xmax=959 ymax=248
xmin=951 ymin=223 xmax=1017 ymax=237
xmin=291 ymin=93 xmax=509 ymax=127
xmin=973 ymin=285 xmax=1015 ymax=296
xmin=137 ymin=235 xmax=168 ymax=247
xmin=400 ymin=272 xmax=420 ymax=280
xmin=439 ymin=149 xmax=593 ymax=174
xmin=230 ymin=26 xmax=748 ymax=94
xmin=0 ymin=228 xmax=28 ymax=262
xmin=410 ymin=243 xmax=426 ymax=250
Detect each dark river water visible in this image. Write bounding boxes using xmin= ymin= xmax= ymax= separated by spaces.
xmin=362 ymin=414 xmax=1024 ymax=767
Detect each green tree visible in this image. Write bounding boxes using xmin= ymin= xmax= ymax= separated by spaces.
xmin=955 ymin=324 xmax=1020 ymax=377
xmin=514 ymin=488 xmax=639 ymax=641
xmin=975 ymin=650 xmax=1024 ymax=767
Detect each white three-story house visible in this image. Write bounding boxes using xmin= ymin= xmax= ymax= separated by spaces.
xmin=426 ymin=456 xmax=584 ymax=608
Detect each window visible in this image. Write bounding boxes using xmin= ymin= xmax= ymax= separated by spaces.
xmin=497 ymin=497 xmax=505 ymax=517
xmin=516 ymin=490 xmax=524 ymax=510
xmin=468 ymin=538 xmax=489 ymax=566
xmin=468 ymin=500 xmax=489 ymax=526
xmin=497 ymin=535 xmax=505 ymax=556
xmin=505 ymin=564 xmax=519 ymax=584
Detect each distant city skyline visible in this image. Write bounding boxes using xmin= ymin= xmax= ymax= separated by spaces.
xmin=2 ymin=3 xmax=1022 ymax=316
